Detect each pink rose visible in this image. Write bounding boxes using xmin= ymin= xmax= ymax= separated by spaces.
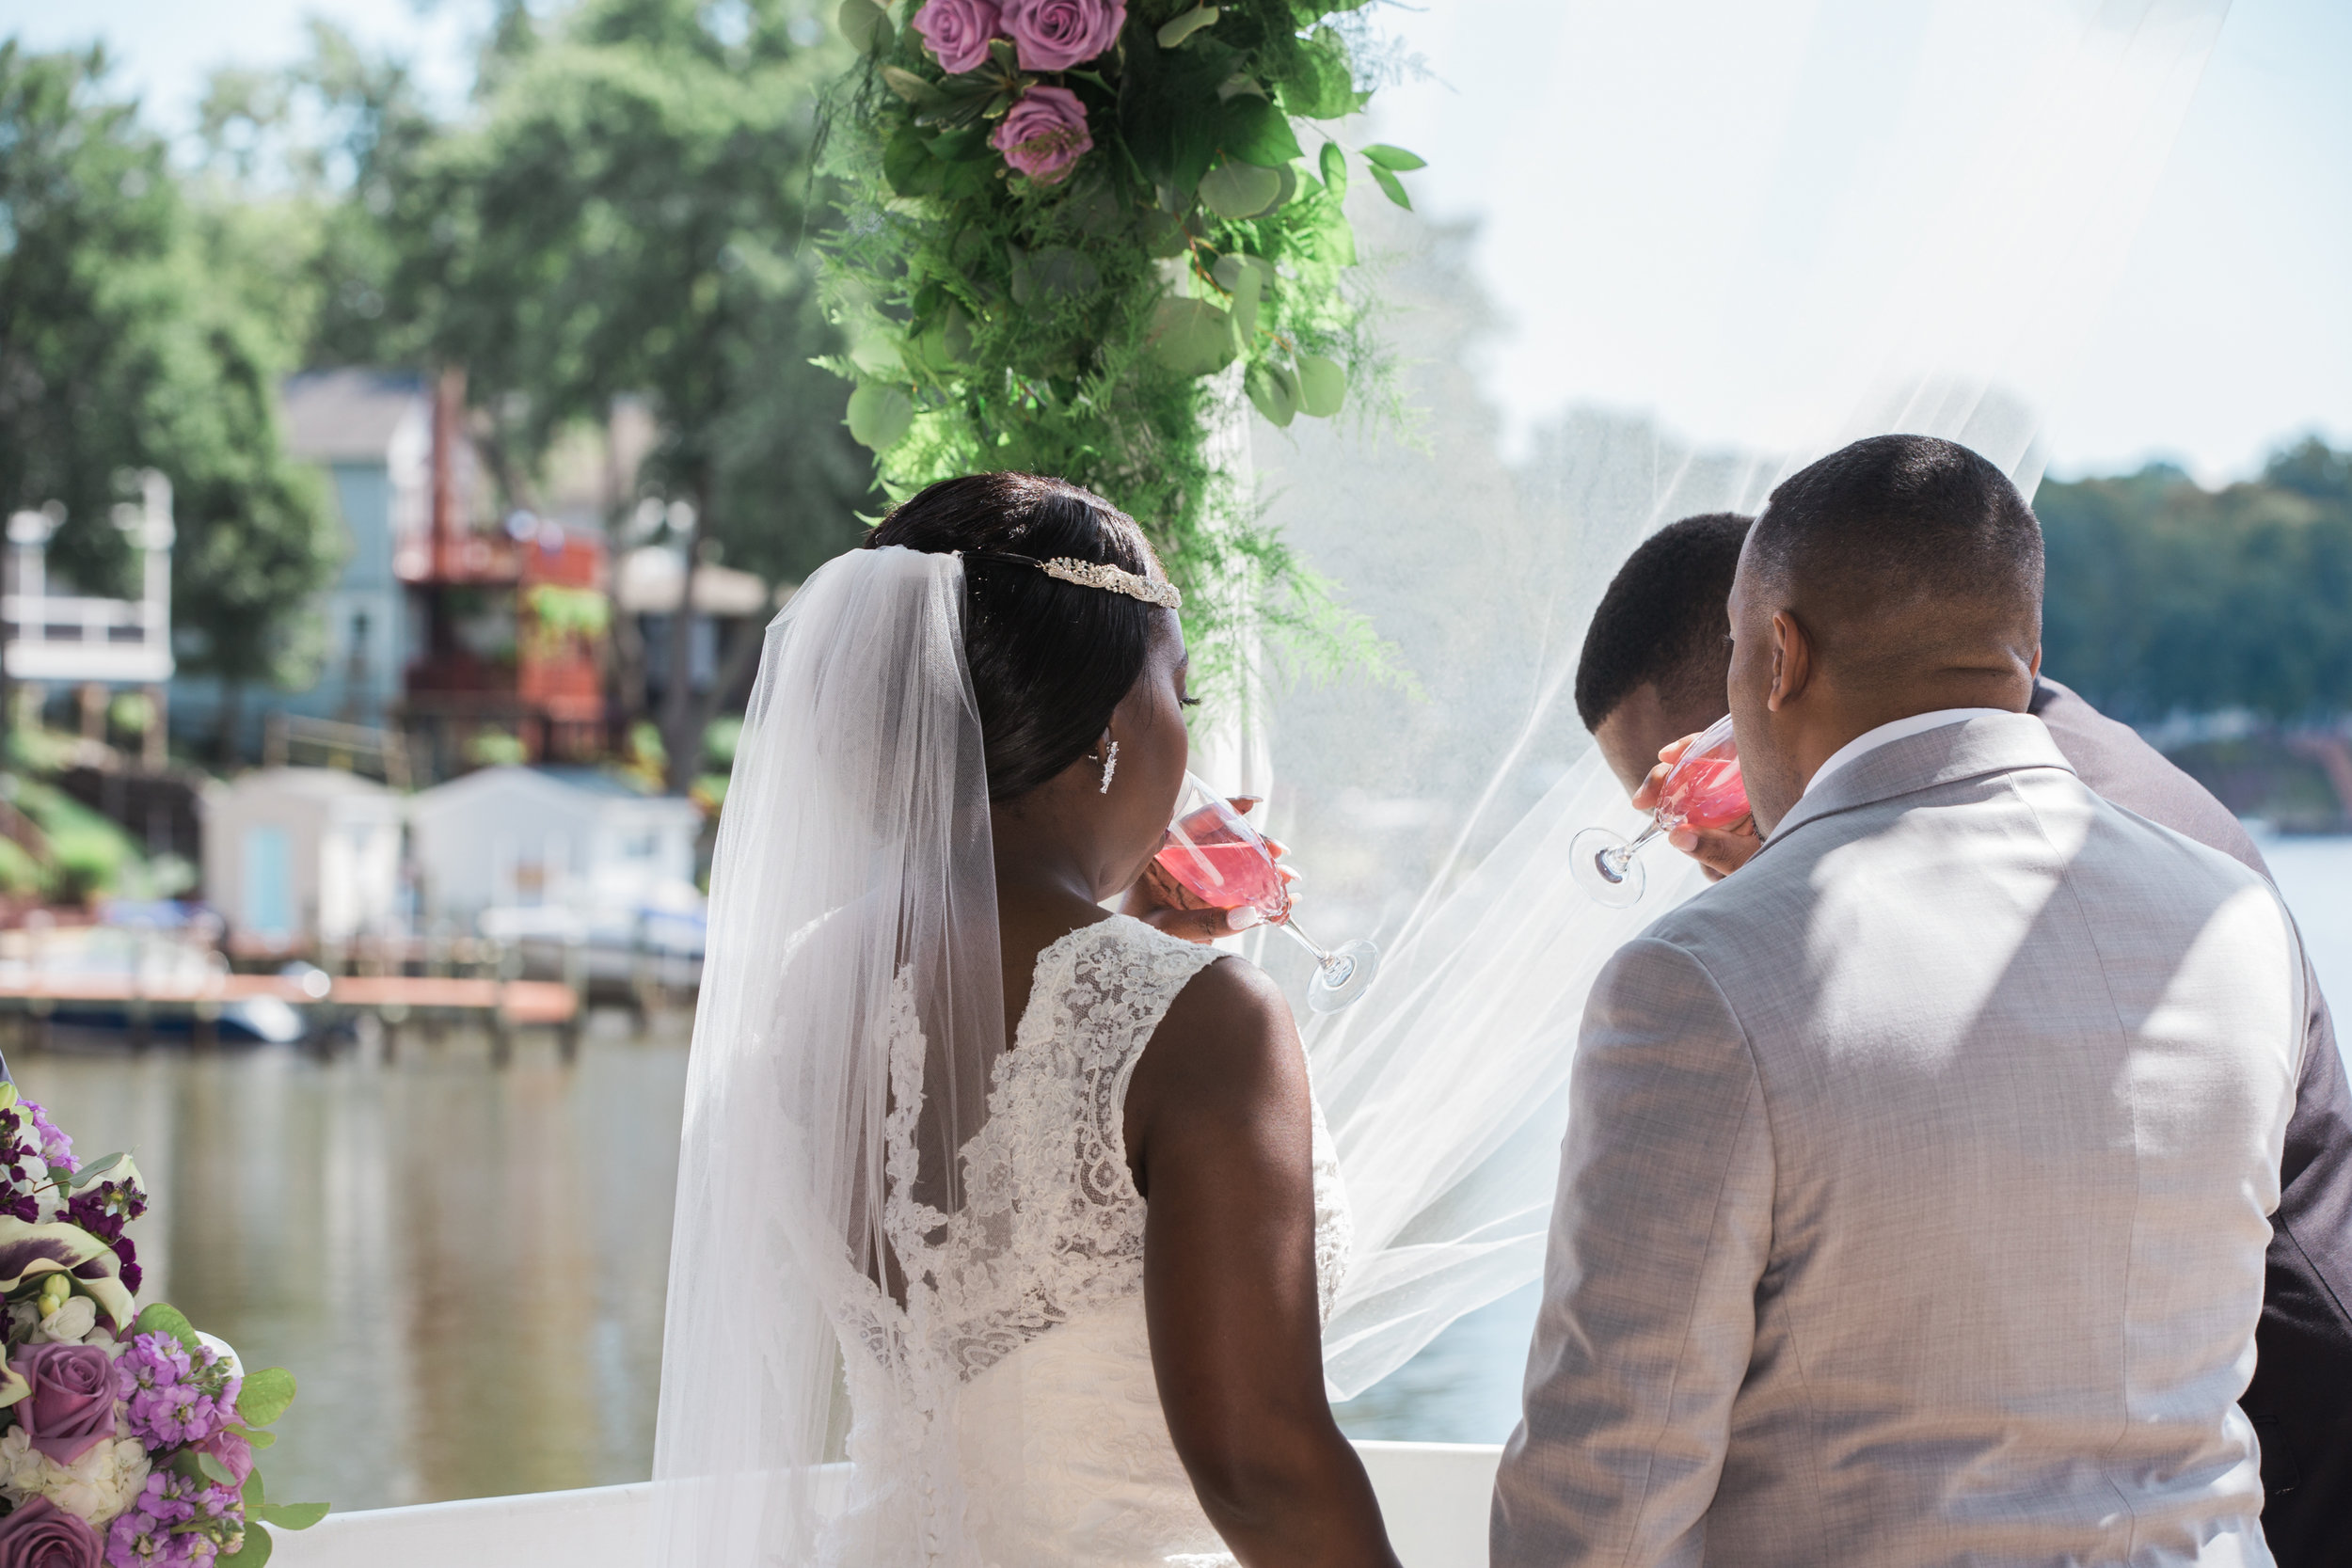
xmin=1000 ymin=0 xmax=1125 ymax=71
xmin=8 ymin=1345 xmax=115 ymax=1466
xmin=911 ymin=0 xmax=1002 ymax=75
xmin=991 ymin=87 xmax=1093 ymax=183
xmin=0 ymin=1498 xmax=101 ymax=1568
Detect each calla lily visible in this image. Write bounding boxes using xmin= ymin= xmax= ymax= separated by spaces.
xmin=0 ymin=1218 xmax=137 ymax=1336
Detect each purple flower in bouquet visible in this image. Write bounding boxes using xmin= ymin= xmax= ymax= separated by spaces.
xmin=8 ymin=1346 xmax=118 ymax=1466
xmin=113 ymin=1339 xmax=236 ymax=1452
xmin=1000 ymin=0 xmax=1124 ymax=71
xmin=911 ymin=0 xmax=1001 ymax=75
xmin=991 ymin=87 xmax=1093 ymax=183
xmin=13 ymin=1104 xmax=72 ymax=1176
xmin=103 ymin=1475 xmax=227 ymax=1568
xmin=0 ymin=1497 xmax=102 ymax=1568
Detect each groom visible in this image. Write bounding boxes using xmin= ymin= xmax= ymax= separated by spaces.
xmin=1493 ymin=436 xmax=2310 ymax=1563
xmin=1565 ymin=499 xmax=2352 ymax=1560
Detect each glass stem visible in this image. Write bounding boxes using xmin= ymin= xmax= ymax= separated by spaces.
xmin=1276 ymin=914 xmax=1340 ymax=972
xmin=1609 ymin=820 xmax=1665 ymax=877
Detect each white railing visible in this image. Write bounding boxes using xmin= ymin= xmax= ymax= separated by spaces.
xmin=268 ymin=1441 xmax=1504 ymax=1568
xmin=4 ymin=472 xmax=175 ymax=686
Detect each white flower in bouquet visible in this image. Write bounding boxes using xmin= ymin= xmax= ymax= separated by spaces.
xmin=0 ymin=1426 xmax=151 ymax=1525
xmin=29 ymin=1294 xmax=97 ymax=1345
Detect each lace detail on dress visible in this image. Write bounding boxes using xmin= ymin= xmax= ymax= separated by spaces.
xmin=838 ymin=915 xmax=1354 ymax=1567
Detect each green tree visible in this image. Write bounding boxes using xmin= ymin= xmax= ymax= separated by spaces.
xmin=0 ymin=43 xmax=339 ymax=761
xmin=389 ymin=0 xmax=872 ymax=791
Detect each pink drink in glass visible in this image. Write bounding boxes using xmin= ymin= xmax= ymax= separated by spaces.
xmin=1570 ymin=712 xmax=1749 ymax=907
xmin=1154 ymin=807 xmax=1292 ymax=921
xmin=1655 ymin=754 xmax=1749 ymax=832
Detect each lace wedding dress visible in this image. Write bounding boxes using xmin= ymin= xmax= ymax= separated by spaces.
xmin=825 ymin=914 xmax=1353 ymax=1568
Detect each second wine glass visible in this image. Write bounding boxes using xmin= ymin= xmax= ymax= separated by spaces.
xmin=1154 ymin=775 xmax=1379 ymax=1013
xmin=1570 ymin=713 xmax=1750 ymax=908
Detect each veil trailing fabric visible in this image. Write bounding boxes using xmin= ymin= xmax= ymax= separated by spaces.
xmin=1243 ymin=0 xmax=2237 ymax=1402
xmin=650 ymin=545 xmax=1011 ymax=1566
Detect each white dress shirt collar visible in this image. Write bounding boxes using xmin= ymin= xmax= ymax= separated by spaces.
xmin=1802 ymin=708 xmax=2016 ymax=800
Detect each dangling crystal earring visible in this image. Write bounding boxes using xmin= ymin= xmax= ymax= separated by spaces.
xmin=1098 ymin=739 xmax=1119 ymax=794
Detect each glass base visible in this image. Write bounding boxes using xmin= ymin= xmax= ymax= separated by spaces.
xmin=1306 ymin=939 xmax=1381 ymax=1013
xmin=1570 ymin=826 xmax=1647 ymax=909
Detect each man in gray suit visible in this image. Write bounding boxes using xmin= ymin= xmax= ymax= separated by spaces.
xmin=1494 ymin=435 xmax=2309 ymax=1564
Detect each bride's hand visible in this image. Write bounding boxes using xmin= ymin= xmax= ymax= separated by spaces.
xmin=1632 ymin=735 xmax=1761 ymax=882
xmin=1122 ymin=798 xmax=1298 ymax=943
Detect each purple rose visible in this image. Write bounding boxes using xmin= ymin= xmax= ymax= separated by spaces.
xmin=8 ymin=1344 xmax=116 ymax=1465
xmin=1000 ymin=0 xmax=1124 ymax=71
xmin=991 ymin=87 xmax=1093 ymax=183
xmin=0 ymin=1499 xmax=101 ymax=1568
xmin=911 ymin=0 xmax=1002 ymax=75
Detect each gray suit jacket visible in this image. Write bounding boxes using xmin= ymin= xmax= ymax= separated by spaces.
xmin=1493 ymin=713 xmax=2307 ymax=1567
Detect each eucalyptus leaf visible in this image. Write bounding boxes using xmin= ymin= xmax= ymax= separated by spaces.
xmin=845 ymin=385 xmax=915 ymax=451
xmin=196 ymin=1451 xmax=238 ymax=1487
xmin=1279 ymin=34 xmax=1356 ymax=120
xmin=1295 ymin=354 xmax=1346 ymax=417
xmin=1198 ymin=161 xmax=1281 ymax=220
xmin=1155 ymin=6 xmax=1220 ymax=48
xmin=241 ymin=1427 xmax=278 ymax=1450
xmin=1318 ymin=140 xmax=1346 ymax=192
xmin=1146 ymin=297 xmax=1239 ymax=379
xmin=64 ymin=1153 xmax=123 ymax=1191
xmin=227 ymin=1524 xmax=272 ymax=1566
xmin=253 ymin=1502 xmax=330 ymax=1530
xmin=1219 ymin=96 xmax=1303 ymax=168
xmin=236 ymin=1366 xmax=299 ymax=1430
xmin=1269 ymin=165 xmax=1297 ymax=213
xmin=1245 ymin=361 xmax=1297 ymax=428
xmin=1368 ymin=162 xmax=1411 ymax=211
xmin=1140 ymin=210 xmax=1190 ymax=259
xmin=836 ymin=0 xmax=889 ymax=52
xmin=1360 ymin=143 xmax=1427 ymax=172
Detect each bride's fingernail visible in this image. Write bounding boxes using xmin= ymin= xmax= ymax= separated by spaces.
xmin=1226 ymin=907 xmax=1263 ymax=931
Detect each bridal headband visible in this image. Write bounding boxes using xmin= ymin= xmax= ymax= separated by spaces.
xmin=966 ymin=550 xmax=1184 ymax=611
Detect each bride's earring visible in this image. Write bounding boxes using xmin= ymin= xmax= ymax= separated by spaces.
xmin=1098 ymin=740 xmax=1119 ymax=794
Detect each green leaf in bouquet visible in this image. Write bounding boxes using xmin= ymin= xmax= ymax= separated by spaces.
xmin=227 ymin=1525 xmax=272 ymax=1565
xmin=1368 ymin=162 xmax=1411 ymax=211
xmin=253 ymin=1502 xmax=330 ymax=1530
xmin=60 ymin=1153 xmax=125 ymax=1193
xmin=1139 ymin=209 xmax=1190 ymax=258
xmin=1030 ymin=247 xmax=1103 ymax=300
xmin=1219 ymin=96 xmax=1304 ymax=169
xmin=172 ymin=1449 xmax=238 ymax=1487
xmin=133 ymin=1302 xmax=202 ymax=1353
xmin=880 ymin=67 xmax=944 ymax=111
xmin=1211 ymin=254 xmax=1273 ymax=339
xmin=1295 ymin=353 xmax=1347 ymax=417
xmin=883 ymin=126 xmax=941 ymax=198
xmin=1198 ymin=161 xmax=1281 ymax=220
xmin=1246 ymin=360 xmax=1298 ymax=428
xmin=846 ymin=385 xmax=916 ymax=451
xmin=1155 ymin=5 xmax=1219 ymax=47
xmin=837 ymin=0 xmax=890 ymax=52
xmin=1318 ymin=140 xmax=1347 ymax=193
xmin=1146 ymin=297 xmax=1239 ymax=378
xmin=1278 ymin=33 xmax=1357 ymax=121
xmin=235 ymin=1367 xmax=299 ymax=1430
xmin=239 ymin=1427 xmax=278 ymax=1449
xmin=1360 ymin=143 xmax=1427 ymax=172
xmin=0 ymin=1083 xmax=17 ymax=1111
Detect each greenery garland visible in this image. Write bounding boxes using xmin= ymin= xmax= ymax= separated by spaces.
xmin=818 ymin=0 xmax=1419 ymax=676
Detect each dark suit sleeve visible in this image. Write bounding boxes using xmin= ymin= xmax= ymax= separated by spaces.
xmin=2242 ymin=964 xmax=2352 ymax=1567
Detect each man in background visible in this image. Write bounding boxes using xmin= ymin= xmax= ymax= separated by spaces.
xmin=1565 ymin=499 xmax=2352 ymax=1562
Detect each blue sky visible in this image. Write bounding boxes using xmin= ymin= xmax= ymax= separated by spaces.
xmin=7 ymin=0 xmax=2346 ymax=483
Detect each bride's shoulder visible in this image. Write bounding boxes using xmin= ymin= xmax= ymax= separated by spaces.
xmin=1123 ymin=947 xmax=1307 ymax=1128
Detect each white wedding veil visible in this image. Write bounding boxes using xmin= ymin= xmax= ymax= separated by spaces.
xmin=1246 ymin=0 xmax=2234 ymax=1402
xmin=650 ymin=544 xmax=1006 ymax=1566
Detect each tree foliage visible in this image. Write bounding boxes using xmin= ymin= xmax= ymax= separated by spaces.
xmin=2038 ymin=437 xmax=2352 ymax=721
xmin=0 ymin=42 xmax=340 ymax=702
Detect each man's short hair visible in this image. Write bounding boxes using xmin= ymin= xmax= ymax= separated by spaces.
xmin=1747 ymin=435 xmax=2043 ymax=639
xmin=1575 ymin=513 xmax=1753 ymax=732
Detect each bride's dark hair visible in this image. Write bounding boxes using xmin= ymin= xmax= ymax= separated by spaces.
xmin=866 ymin=472 xmax=1171 ymax=801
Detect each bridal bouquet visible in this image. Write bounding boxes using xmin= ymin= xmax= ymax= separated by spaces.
xmin=823 ymin=0 xmax=1421 ymax=676
xmin=0 ymin=1084 xmax=325 ymax=1566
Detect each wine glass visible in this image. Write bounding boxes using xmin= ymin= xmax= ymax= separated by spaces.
xmin=1156 ymin=775 xmax=1380 ymax=1013
xmin=1571 ymin=713 xmax=1750 ymax=908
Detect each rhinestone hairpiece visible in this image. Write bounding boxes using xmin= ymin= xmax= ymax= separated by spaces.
xmin=971 ymin=551 xmax=1183 ymax=610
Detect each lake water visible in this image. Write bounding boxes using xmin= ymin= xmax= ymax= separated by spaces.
xmin=11 ymin=834 xmax=2351 ymax=1508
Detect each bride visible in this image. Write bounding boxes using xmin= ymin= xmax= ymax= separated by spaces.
xmin=648 ymin=471 xmax=1400 ymax=1567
